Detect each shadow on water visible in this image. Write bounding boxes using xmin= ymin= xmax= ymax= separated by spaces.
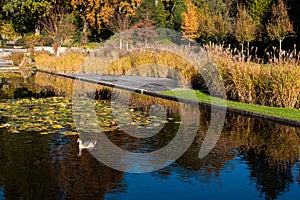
xmin=0 ymin=72 xmax=299 ymax=199
xmin=0 ymin=132 xmax=125 ymax=200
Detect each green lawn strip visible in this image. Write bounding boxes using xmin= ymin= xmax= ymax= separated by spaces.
xmin=160 ymin=90 xmax=300 ymax=122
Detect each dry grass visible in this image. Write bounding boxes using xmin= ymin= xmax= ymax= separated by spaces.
xmin=81 ymin=49 xmax=207 ymax=88
xmin=35 ymin=51 xmax=85 ymax=73
xmin=34 ymin=44 xmax=300 ymax=109
xmin=208 ymin=44 xmax=300 ymax=108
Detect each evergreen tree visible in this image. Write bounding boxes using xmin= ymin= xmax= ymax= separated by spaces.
xmin=173 ymin=0 xmax=185 ymax=31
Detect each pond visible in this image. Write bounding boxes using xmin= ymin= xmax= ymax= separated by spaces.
xmin=0 ymin=72 xmax=300 ymax=200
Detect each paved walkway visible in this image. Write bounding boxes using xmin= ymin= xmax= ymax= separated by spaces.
xmin=73 ymin=74 xmax=179 ymax=92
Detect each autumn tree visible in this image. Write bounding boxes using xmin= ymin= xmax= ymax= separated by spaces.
xmin=266 ymin=0 xmax=294 ymax=60
xmin=197 ymin=2 xmax=214 ymax=42
xmin=181 ymin=0 xmax=200 ymax=44
xmin=71 ymin=0 xmax=141 ymax=49
xmin=233 ymin=4 xmax=257 ymax=60
xmin=197 ymin=0 xmax=231 ymax=44
xmin=40 ymin=3 xmax=76 ymax=55
xmin=210 ymin=11 xmax=231 ymax=44
xmin=71 ymin=0 xmax=141 ymax=33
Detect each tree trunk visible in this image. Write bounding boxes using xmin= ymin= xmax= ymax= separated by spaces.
xmin=57 ymin=46 xmax=60 ymax=57
xmin=35 ymin=23 xmax=40 ymax=36
xmin=119 ymin=37 xmax=123 ymax=50
xmin=81 ymin=19 xmax=89 ymax=45
xmin=279 ymin=39 xmax=282 ymax=63
xmin=241 ymin=43 xmax=244 ymax=61
xmin=52 ymin=43 xmax=59 ymax=56
xmin=247 ymin=42 xmax=250 ymax=60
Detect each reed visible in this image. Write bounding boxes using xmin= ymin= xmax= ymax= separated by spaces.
xmin=208 ymin=44 xmax=300 ymax=109
xmin=35 ymin=51 xmax=85 ymax=73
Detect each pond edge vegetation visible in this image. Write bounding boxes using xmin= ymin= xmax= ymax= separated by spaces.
xmin=36 ymin=69 xmax=300 ymax=127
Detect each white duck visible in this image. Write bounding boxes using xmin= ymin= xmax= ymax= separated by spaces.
xmin=77 ymin=138 xmax=97 ymax=156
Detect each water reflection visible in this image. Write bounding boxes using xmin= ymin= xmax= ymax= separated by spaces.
xmin=0 ymin=72 xmax=300 ymax=199
xmin=0 ymin=132 xmax=125 ymax=200
xmin=0 ymin=75 xmax=58 ymax=99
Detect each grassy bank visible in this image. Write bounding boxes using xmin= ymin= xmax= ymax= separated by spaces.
xmin=161 ymin=89 xmax=300 ymax=122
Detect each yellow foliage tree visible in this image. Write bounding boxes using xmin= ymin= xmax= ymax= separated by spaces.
xmin=181 ymin=0 xmax=200 ymax=43
xmin=0 ymin=21 xmax=19 ymax=40
xmin=234 ymin=4 xmax=258 ymax=60
xmin=266 ymin=0 xmax=294 ymax=60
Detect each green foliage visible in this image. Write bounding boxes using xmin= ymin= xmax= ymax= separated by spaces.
xmin=2 ymin=0 xmax=52 ymax=34
xmin=136 ymin=0 xmax=184 ymax=30
xmin=3 ymin=0 xmax=51 ymax=19
xmin=173 ymin=0 xmax=185 ymax=30
xmin=15 ymin=34 xmax=54 ymax=48
xmin=16 ymin=37 xmax=27 ymax=47
xmin=246 ymin=0 xmax=273 ymax=22
xmin=152 ymin=1 xmax=169 ymax=27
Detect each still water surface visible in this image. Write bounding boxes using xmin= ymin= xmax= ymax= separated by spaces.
xmin=0 ymin=73 xmax=300 ymax=200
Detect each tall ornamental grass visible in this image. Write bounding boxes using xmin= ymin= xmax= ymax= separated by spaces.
xmin=34 ymin=44 xmax=300 ymax=109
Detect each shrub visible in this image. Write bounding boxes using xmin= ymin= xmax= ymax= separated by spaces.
xmin=16 ymin=37 xmax=28 ymax=47
xmin=9 ymin=52 xmax=25 ymax=66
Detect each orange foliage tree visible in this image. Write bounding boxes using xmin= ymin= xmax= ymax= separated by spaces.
xmin=233 ymin=4 xmax=258 ymax=60
xmin=71 ymin=0 xmax=142 ymax=33
xmin=266 ymin=0 xmax=294 ymax=60
xmin=181 ymin=0 xmax=200 ymax=44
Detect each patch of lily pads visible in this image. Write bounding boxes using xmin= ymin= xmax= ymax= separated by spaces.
xmin=0 ymin=96 xmax=175 ymax=135
xmin=0 ymin=97 xmax=77 ymax=135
